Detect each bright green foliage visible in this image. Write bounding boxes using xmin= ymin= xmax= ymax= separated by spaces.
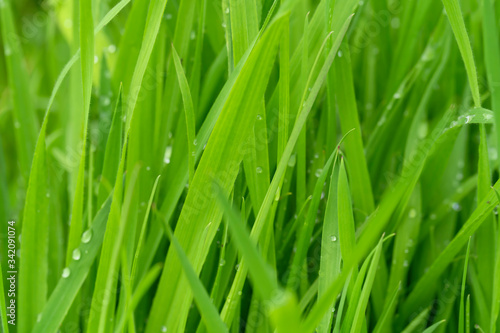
xmin=2 ymin=0 xmax=500 ymax=332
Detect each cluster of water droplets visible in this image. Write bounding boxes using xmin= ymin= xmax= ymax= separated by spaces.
xmin=61 ymin=230 xmax=93 ymax=279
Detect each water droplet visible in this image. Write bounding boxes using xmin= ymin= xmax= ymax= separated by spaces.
xmin=107 ymin=44 xmax=116 ymax=53
xmin=484 ymin=113 xmax=493 ymax=121
xmin=37 ymin=313 xmax=42 ymax=322
xmin=403 ymin=260 xmax=409 ymax=267
xmin=190 ymin=31 xmax=196 ymax=40
xmin=256 ymin=114 xmax=263 ymax=120
xmin=238 ymin=291 xmax=242 ymax=295
xmin=81 ymin=230 xmax=93 ymax=243
xmin=219 ymin=259 xmax=226 ymax=266
xmin=163 ymin=146 xmax=172 ymax=164
xmin=256 ymin=167 xmax=263 ymax=174
xmin=465 ymin=115 xmax=474 ymax=123
xmin=330 ymin=235 xmax=337 ymax=242
xmin=62 ymin=268 xmax=71 ymax=278
xmin=225 ymin=7 xmax=230 ymax=14
xmin=14 ymin=121 xmax=20 ymax=128
xmin=451 ymin=202 xmax=461 ymax=211
xmin=393 ymin=92 xmax=402 ymax=99
xmin=456 ymin=173 xmax=463 ymax=181
xmin=315 ymin=169 xmax=322 ymax=177
xmin=430 ymin=214 xmax=437 ymax=220
xmin=337 ymin=50 xmax=343 ymax=57
xmin=4 ymin=46 xmax=11 ymax=56
xmin=408 ymin=209 xmax=417 ymax=218
xmin=235 ymin=264 xmax=240 ymax=271
xmin=146 ymin=166 xmax=151 ymax=171
xmin=166 ymin=13 xmax=172 ymax=20
xmin=404 ymin=248 xmax=409 ymax=254
xmin=72 ymin=249 xmax=81 ymax=261
xmin=222 ymin=22 xmax=227 ymax=28
xmin=102 ymin=97 xmax=111 ymax=106
xmin=288 ymin=154 xmax=296 ymax=167
xmin=193 ymin=139 xmax=198 ymax=146
xmin=331 ymin=307 xmax=335 ymax=313
xmin=94 ymin=55 xmax=99 ymax=64
xmin=161 ymin=326 xmax=168 ymax=332
xmin=46 ymin=192 xmax=50 ymax=198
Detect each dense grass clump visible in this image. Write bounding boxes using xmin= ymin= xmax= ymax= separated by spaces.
xmin=1 ymin=0 xmax=500 ymax=332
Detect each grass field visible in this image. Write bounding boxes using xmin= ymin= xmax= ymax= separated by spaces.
xmin=1 ymin=0 xmax=500 ymax=332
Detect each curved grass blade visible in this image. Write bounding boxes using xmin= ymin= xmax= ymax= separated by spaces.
xmin=401 ymin=307 xmax=431 ymax=333
xmin=172 ymin=45 xmax=197 ymax=183
xmin=422 ymin=320 xmax=447 ymax=333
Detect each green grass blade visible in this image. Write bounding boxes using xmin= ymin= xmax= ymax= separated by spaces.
xmin=442 ymin=0 xmax=481 ymax=107
xmin=422 ymin=320 xmax=447 ymax=333
xmin=164 ymin=221 xmax=229 ymax=333
xmin=172 ymin=45 xmax=197 ymax=183
xmin=18 ymin=120 xmax=49 ymax=333
xmin=481 ymin=0 xmax=500 ymax=155
xmin=334 ymin=43 xmax=374 ymax=220
xmin=401 ymin=307 xmax=431 ymax=333
xmin=373 ymin=282 xmax=402 ymax=333
xmin=400 ymin=180 xmax=500 ymax=322
xmin=351 ymin=236 xmax=384 ymax=333
xmin=318 ymin=157 xmax=341 ymax=333
xmin=97 ymin=87 xmax=124 ymax=207
xmin=338 ymin=157 xmax=357 ymax=279
xmin=146 ymin=14 xmax=287 ymax=333
xmin=0 ymin=0 xmax=38 ymax=179
xmin=32 ymin=197 xmax=112 ymax=333
xmin=0 ymin=259 xmax=8 ymax=333
xmin=459 ymin=237 xmax=472 ymax=333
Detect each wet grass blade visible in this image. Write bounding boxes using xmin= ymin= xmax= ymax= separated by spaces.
xmin=32 ymin=197 xmax=112 ymax=333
